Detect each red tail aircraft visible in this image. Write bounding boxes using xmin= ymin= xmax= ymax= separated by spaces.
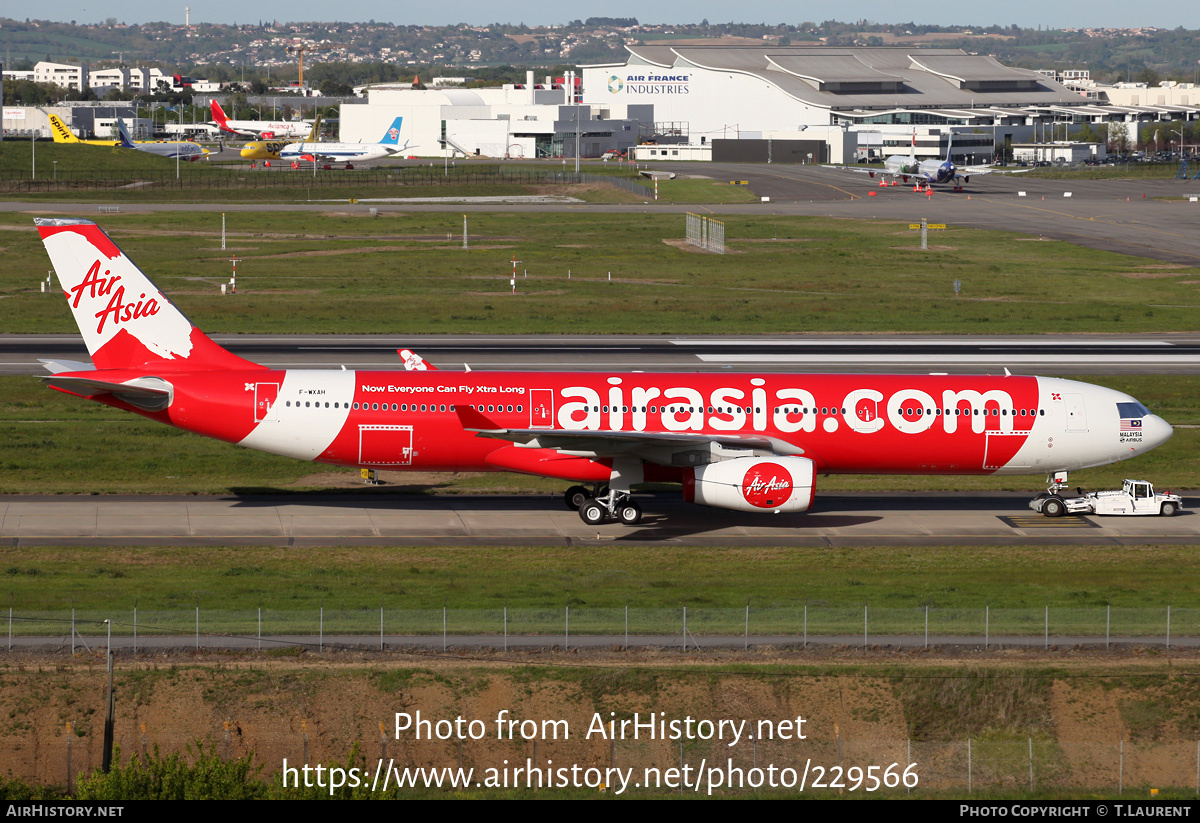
xmin=35 ymin=218 xmax=1173 ymax=524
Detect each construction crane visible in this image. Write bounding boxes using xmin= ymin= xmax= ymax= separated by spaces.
xmin=285 ymin=43 xmax=345 ymax=90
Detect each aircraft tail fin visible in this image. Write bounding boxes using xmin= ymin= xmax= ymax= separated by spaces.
xmin=946 ymin=130 xmax=954 ymax=162
xmin=210 ymin=100 xmax=232 ymax=131
xmin=378 ymin=117 xmax=404 ymax=145
xmin=48 ymin=114 xmax=81 ymax=144
xmin=115 ymin=119 xmax=137 ymax=149
xmin=35 ymin=218 xmax=264 ymax=373
xmin=305 ymin=113 xmax=322 ymax=142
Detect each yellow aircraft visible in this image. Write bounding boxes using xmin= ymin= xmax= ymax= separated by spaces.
xmin=48 ymin=113 xmax=119 ymax=146
xmin=241 ymin=114 xmax=322 ymax=161
xmin=48 ymin=112 xmax=210 ymax=155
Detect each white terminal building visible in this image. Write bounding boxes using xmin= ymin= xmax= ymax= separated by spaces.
xmin=340 ymin=71 xmax=651 ymax=159
xmin=581 ymin=45 xmax=1200 ymax=163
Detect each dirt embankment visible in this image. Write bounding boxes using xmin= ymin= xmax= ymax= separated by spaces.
xmin=3 ymin=649 xmax=1198 ymax=793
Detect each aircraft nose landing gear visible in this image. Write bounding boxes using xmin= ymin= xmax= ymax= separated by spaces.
xmin=1030 ymin=470 xmax=1069 ymax=517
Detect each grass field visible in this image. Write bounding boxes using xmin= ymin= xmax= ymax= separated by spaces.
xmin=2 ymin=543 xmax=1199 ymax=613
xmin=3 ymin=210 xmax=1199 ymax=336
xmin=1023 ymin=162 xmax=1192 ymax=180
xmin=0 ymin=374 xmax=1196 ymax=495
xmin=0 ymin=143 xmax=755 ymax=204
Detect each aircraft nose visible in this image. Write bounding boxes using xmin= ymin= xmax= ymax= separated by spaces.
xmin=1140 ymin=414 xmax=1173 ymax=451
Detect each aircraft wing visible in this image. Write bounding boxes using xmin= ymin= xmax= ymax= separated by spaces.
xmin=957 ymin=165 xmax=1033 ymax=176
xmin=820 ymin=165 xmax=882 ymax=175
xmin=455 ymin=404 xmax=805 ymax=461
xmin=296 ymin=148 xmax=344 ymax=163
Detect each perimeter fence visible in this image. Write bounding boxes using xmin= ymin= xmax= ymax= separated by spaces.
xmin=0 ymin=167 xmax=653 ymax=194
xmin=10 ymin=602 xmax=1200 ymax=651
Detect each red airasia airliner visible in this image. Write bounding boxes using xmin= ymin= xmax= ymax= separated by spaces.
xmin=35 ymin=218 xmax=1174 ymax=525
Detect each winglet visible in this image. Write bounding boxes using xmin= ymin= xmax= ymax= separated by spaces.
xmin=398 ymin=348 xmax=437 ymax=371
xmin=454 ymin=403 xmax=504 ymax=433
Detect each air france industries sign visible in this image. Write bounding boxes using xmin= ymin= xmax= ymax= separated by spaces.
xmin=610 ymin=73 xmax=690 ymax=95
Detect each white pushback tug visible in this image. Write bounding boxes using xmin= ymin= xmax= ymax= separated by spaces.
xmin=1030 ymin=476 xmax=1183 ymax=517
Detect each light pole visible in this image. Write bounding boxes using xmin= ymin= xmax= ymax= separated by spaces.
xmin=575 ymin=106 xmax=581 ymax=173
xmin=176 ymin=107 xmax=181 ymax=179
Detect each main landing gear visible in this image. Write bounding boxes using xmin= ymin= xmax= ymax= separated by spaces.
xmin=564 ymin=484 xmax=643 ymax=525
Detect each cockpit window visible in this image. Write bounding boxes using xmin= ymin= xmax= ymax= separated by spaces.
xmin=1116 ymin=402 xmax=1151 ymax=419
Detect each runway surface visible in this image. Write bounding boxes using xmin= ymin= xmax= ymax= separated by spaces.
xmin=1 ymin=492 xmax=1193 ymax=547
xmin=6 ymin=333 xmax=1200 ymax=375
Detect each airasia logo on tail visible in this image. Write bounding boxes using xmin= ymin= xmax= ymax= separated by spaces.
xmin=741 ymin=462 xmax=793 ymax=508
xmin=70 ymin=260 xmax=161 ymax=334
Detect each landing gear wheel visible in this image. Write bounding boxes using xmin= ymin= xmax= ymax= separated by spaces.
xmin=579 ymin=498 xmax=608 ymax=526
xmin=1042 ymin=497 xmax=1066 ymax=518
xmin=1162 ymin=501 xmax=1179 ymax=517
xmin=564 ymin=485 xmax=589 ymax=511
xmin=617 ymin=499 xmax=642 ymax=525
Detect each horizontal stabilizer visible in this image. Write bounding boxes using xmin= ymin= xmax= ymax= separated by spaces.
xmin=42 ymin=375 xmax=172 ymax=411
xmin=39 ymin=358 xmax=95 ymax=374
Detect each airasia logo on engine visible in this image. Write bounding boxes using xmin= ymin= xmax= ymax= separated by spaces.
xmin=741 ymin=462 xmax=793 ymax=508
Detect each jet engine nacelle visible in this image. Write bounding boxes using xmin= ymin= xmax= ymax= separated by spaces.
xmin=683 ymin=456 xmax=816 ymax=513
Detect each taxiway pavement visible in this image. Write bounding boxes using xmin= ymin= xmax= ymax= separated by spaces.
xmin=1 ymin=492 xmax=1193 ymax=547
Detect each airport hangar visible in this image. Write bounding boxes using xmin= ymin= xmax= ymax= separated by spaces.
xmin=338 ymin=71 xmax=652 ymax=160
xmin=580 ymin=45 xmax=1195 ymax=164
xmin=335 ymin=46 xmax=1200 ymax=163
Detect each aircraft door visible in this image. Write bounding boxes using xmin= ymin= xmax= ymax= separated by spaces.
xmin=254 ymin=383 xmax=279 ymax=422
xmin=530 ymin=389 xmax=554 ymax=428
xmin=358 ymin=425 xmax=413 ymax=465
xmin=1064 ymin=393 xmax=1088 ymax=432
xmin=852 ymin=395 xmax=880 ymax=428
